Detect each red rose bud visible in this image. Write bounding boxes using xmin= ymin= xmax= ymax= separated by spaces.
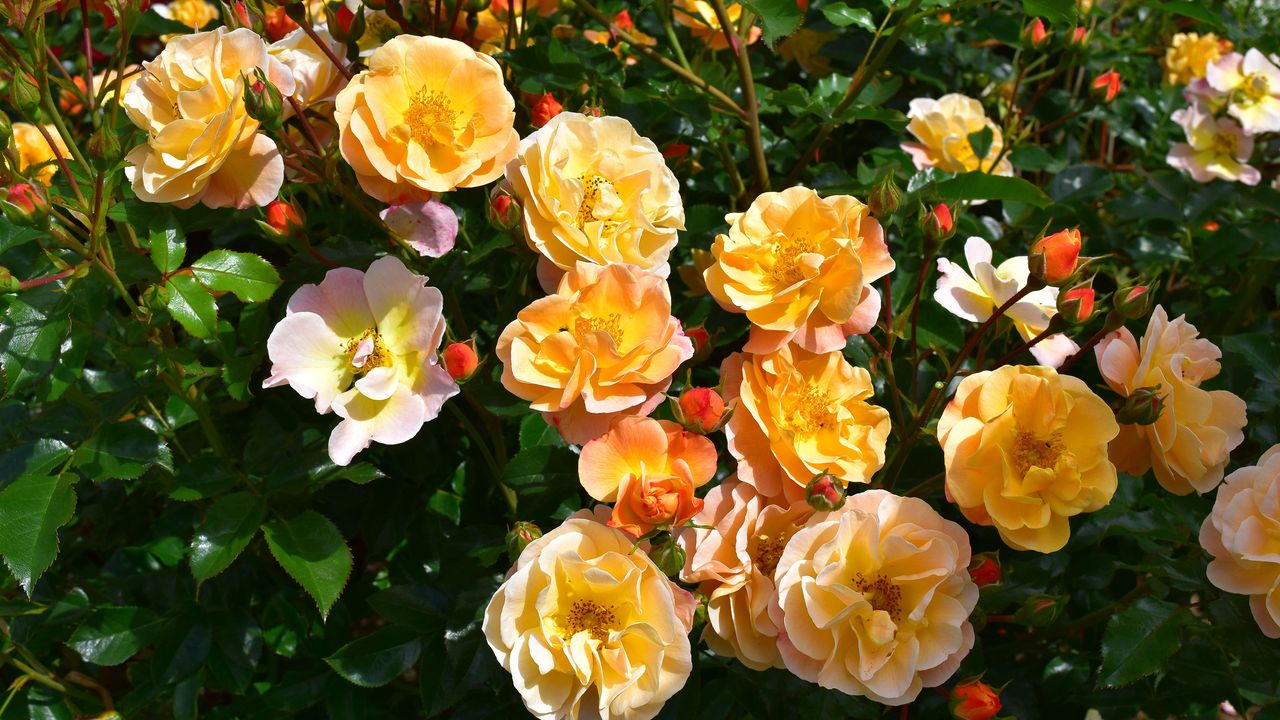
xmin=614 ymin=8 xmax=635 ymax=30
xmin=1114 ymin=283 xmax=1151 ymax=319
xmin=868 ymin=174 xmax=901 ymax=217
xmin=1015 ymin=593 xmax=1067 ymax=626
xmin=685 ymin=325 xmax=710 ymax=361
xmin=1 ymin=184 xmax=47 ymax=225
xmin=662 ymin=143 xmax=690 ymax=162
xmin=505 ymin=521 xmax=542 ymax=561
xmin=327 ymin=3 xmax=365 ymax=44
xmin=1058 ymin=286 xmax=1096 ymax=324
xmin=922 ymin=203 xmax=955 ymax=247
xmin=1113 ymin=385 xmax=1165 ymax=425
xmin=443 ymin=340 xmax=480 ymax=381
xmin=1091 ymin=69 xmax=1122 ymax=103
xmin=487 ymin=184 xmax=522 ymax=230
xmin=1070 ymin=26 xmax=1088 ymax=46
xmin=1203 ymin=220 xmax=1220 ymax=232
xmin=263 ymin=199 xmax=304 ymax=237
xmin=805 ymin=472 xmax=846 ymax=512
xmin=242 ymin=68 xmax=284 ymax=132
xmin=1029 ymin=228 xmax=1081 ymax=285
xmin=1023 ymin=18 xmax=1049 ymax=47
xmin=678 ymin=387 xmax=725 ymax=433
xmin=950 ymin=680 xmax=1003 ymax=720
xmin=968 ymin=553 xmax=1001 ymax=587
xmin=649 ymin=537 xmax=686 ymax=578
xmin=529 ymin=92 xmax=564 ymax=129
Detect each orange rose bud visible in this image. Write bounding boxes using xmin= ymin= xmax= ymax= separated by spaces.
xmin=263 ymin=199 xmax=304 ymax=237
xmin=805 ymin=472 xmax=846 ymax=512
xmin=678 ymin=387 xmax=725 ymax=433
xmin=529 ymin=93 xmax=564 ymax=129
xmin=443 ymin=340 xmax=480 ymax=381
xmin=1024 ymin=18 xmax=1049 ymax=47
xmin=1114 ymin=283 xmax=1152 ymax=319
xmin=263 ymin=5 xmax=298 ymax=42
xmin=685 ymin=325 xmax=710 ymax=355
xmin=1029 ymin=228 xmax=1081 ymax=285
xmin=614 ymin=8 xmax=635 ymax=30
xmin=950 ymin=680 xmax=1002 ymax=720
xmin=1070 ymin=26 xmax=1088 ymax=46
xmin=922 ymin=203 xmax=955 ymax=247
xmin=1091 ymin=69 xmax=1122 ymax=102
xmin=968 ymin=553 xmax=1001 ymax=587
xmin=487 ymin=185 xmax=522 ymax=230
xmin=505 ymin=521 xmax=542 ymax=561
xmin=1058 ymin=286 xmax=1096 ymax=324
xmin=1202 ymin=220 xmax=1220 ymax=232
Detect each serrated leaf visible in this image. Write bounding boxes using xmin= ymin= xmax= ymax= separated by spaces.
xmin=325 ymin=626 xmax=422 ymax=688
xmin=0 ymin=286 xmax=70 ymax=397
xmin=191 ymin=492 xmax=265 ymax=585
xmin=262 ymin=511 xmax=352 ymax=620
xmin=0 ymin=439 xmax=72 ymax=488
xmin=165 ymin=275 xmax=218 ymax=338
xmin=149 ymin=214 xmax=185 ymax=274
xmin=72 ymin=419 xmax=173 ymax=481
xmin=69 ymin=607 xmax=166 ymax=666
xmin=519 ymin=413 xmax=564 ymax=450
xmin=741 ymin=0 xmax=802 ymax=47
xmin=821 ymin=2 xmax=874 ymax=31
xmin=0 ymin=475 xmax=77 ymax=595
xmin=190 ymin=250 xmax=281 ymax=303
xmin=1098 ymin=597 xmax=1188 ymax=687
xmin=935 ymin=172 xmax=1053 ymax=208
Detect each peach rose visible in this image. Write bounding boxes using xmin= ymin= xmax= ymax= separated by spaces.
xmin=677 ymin=478 xmax=813 ymax=670
xmin=938 ymin=365 xmax=1119 ymax=553
xmin=334 ymin=34 xmax=519 ymax=202
xmin=484 ymin=518 xmax=693 ymax=720
xmin=673 ymin=1 xmax=761 ymax=50
xmin=10 ymin=123 xmax=69 ymax=186
xmin=773 ymin=490 xmax=978 ymax=705
xmin=1095 ymin=306 xmax=1248 ymax=495
xmin=901 ymin=94 xmax=1013 ymax=176
xmin=579 ymin=416 xmax=718 ymax=536
xmin=496 ymin=263 xmax=693 ymax=444
xmin=269 ymin=27 xmax=348 ymax=112
xmin=723 ymin=344 xmax=890 ymax=505
xmin=123 ymin=27 xmax=297 ymax=208
xmin=703 ymin=186 xmax=894 ymax=354
xmin=1200 ymin=445 xmax=1280 ymax=639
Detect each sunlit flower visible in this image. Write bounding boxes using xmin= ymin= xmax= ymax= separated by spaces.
xmin=678 ymin=478 xmax=813 ymax=670
xmin=937 ymin=365 xmax=1120 ymax=553
xmin=934 ymin=236 xmax=1078 ymax=367
xmin=722 ymin=344 xmax=890 ymax=505
xmin=1095 ymin=305 xmax=1248 ymax=495
xmin=123 ymin=27 xmax=296 ymax=208
xmin=1200 ymin=444 xmax=1280 ymax=639
xmin=1163 ymin=32 xmax=1231 ymax=85
xmin=155 ymin=0 xmax=218 ymax=33
xmin=263 ymin=256 xmax=459 ymax=465
xmin=484 ymin=517 xmax=693 ymax=720
xmin=773 ymin=490 xmax=978 ymax=705
xmin=1206 ymin=49 xmax=1280 ymax=134
xmin=505 ymin=112 xmax=684 ymax=283
xmin=704 ymin=186 xmax=893 ymax=354
xmin=10 ymin=123 xmax=69 ymax=186
xmin=496 ymin=263 xmax=694 ymax=444
xmin=674 ymin=1 xmax=761 ymax=50
xmin=334 ymin=34 xmax=519 ymax=202
xmin=1167 ymin=103 xmax=1262 ymax=186
xmin=579 ymin=416 xmax=718 ymax=536
xmin=269 ymin=27 xmax=347 ymax=112
xmin=901 ymin=94 xmax=1013 ymax=176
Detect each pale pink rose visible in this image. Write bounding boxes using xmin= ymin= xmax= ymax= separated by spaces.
xmin=1094 ymin=305 xmax=1247 ymax=494
xmin=1200 ymin=445 xmax=1280 ymax=638
xmin=1206 ymin=49 xmax=1280 ymax=134
xmin=1167 ymin=104 xmax=1261 ymax=185
xmin=933 ymin=236 xmax=1077 ymax=367
xmin=677 ymin=478 xmax=813 ymax=670
xmin=380 ymin=200 xmax=460 ymax=258
xmin=264 ymin=256 xmax=459 ymax=465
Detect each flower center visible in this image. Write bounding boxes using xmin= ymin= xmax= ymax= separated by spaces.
xmin=768 ymin=232 xmax=819 ymax=288
xmin=753 ymin=530 xmax=792 ymax=578
xmin=346 ymin=329 xmax=391 ymax=374
xmin=784 ymin=383 xmax=836 ymax=436
xmin=562 ymin=599 xmax=618 ymax=643
xmin=1011 ymin=429 xmax=1065 ymax=478
xmin=575 ymin=174 xmax=615 ymax=228
xmin=1211 ymin=129 xmax=1240 ymax=157
xmin=853 ymin=572 xmax=903 ymax=620
xmin=405 ymin=88 xmax=459 ymax=147
xmin=1242 ymin=72 xmax=1271 ymax=103
xmin=573 ymin=313 xmax=623 ymax=346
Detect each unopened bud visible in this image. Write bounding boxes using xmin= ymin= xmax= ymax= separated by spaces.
xmin=264 ymin=6 xmax=299 ymax=41
xmin=1112 ymin=385 xmax=1165 ymax=425
xmin=1069 ymin=26 xmax=1088 ymax=46
xmin=9 ymin=73 xmax=40 ymax=113
xmin=921 ymin=203 xmax=955 ymax=248
xmin=1091 ymin=70 xmax=1122 ymax=103
xmin=1 ymin=183 xmax=47 ymax=225
xmin=88 ymin=127 xmax=122 ymax=166
xmin=529 ymin=92 xmax=563 ymax=129
xmin=649 ymin=538 xmax=686 ymax=578
xmin=327 ymin=3 xmax=365 ymax=44
xmin=1023 ymin=18 xmax=1049 ymax=48
xmin=261 ymin=199 xmax=304 ymax=238
xmin=1015 ymin=593 xmax=1067 ymax=626
xmin=0 ymin=266 xmax=18 ymax=293
xmin=243 ymin=68 xmax=284 ymax=132
xmin=685 ymin=326 xmax=711 ymax=362
xmin=968 ymin=553 xmax=1001 ymax=587
xmin=677 ymin=387 xmax=725 ymax=433
xmin=1029 ymin=228 xmax=1081 ymax=285
xmin=442 ymin=340 xmax=480 ymax=381
xmin=505 ymin=521 xmax=542 ymax=561
xmin=0 ymin=109 xmax=12 ymax=150
xmin=1114 ymin=283 xmax=1152 ymax=319
xmin=805 ymin=472 xmax=845 ymax=512
xmin=1057 ymin=286 xmax=1095 ymax=324
xmin=950 ymin=680 xmax=1003 ymax=720
xmin=868 ymin=174 xmax=901 ymax=217
xmin=487 ymin=184 xmax=522 ymax=230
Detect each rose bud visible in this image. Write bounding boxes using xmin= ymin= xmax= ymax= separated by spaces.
xmin=263 ymin=5 xmax=298 ymax=42
xmin=443 ymin=340 xmax=480 ymax=382
xmin=1114 ymin=283 xmax=1152 ymax=319
xmin=685 ymin=325 xmax=711 ymax=363
xmin=505 ymin=521 xmax=542 ymax=561
xmin=487 ymin=184 xmax=522 ymax=231
xmin=231 ymin=0 xmax=260 ymax=31
xmin=950 ymin=680 xmax=1002 ymax=720
xmin=649 ymin=537 xmax=686 ymax=578
xmin=1202 ymin=220 xmax=1220 ymax=232
xmin=1029 ymin=228 xmax=1081 ymax=285
xmin=529 ymin=92 xmax=564 ymax=129
xmin=261 ymin=199 xmax=304 ymax=238
xmin=805 ymin=472 xmax=846 ymax=512
xmin=326 ymin=3 xmax=365 ymax=44
xmin=677 ymin=387 xmax=725 ymax=433
xmin=1112 ymin=385 xmax=1166 ymax=426
xmin=1091 ymin=70 xmax=1122 ymax=103
xmin=242 ymin=67 xmax=284 ymax=132
xmin=1015 ymin=593 xmax=1067 ymax=626
xmin=1 ymin=183 xmax=47 ymax=225
xmin=968 ymin=553 xmax=1001 ymax=587
xmin=1057 ymin=285 xmax=1096 ymax=324
xmin=868 ymin=173 xmax=901 ymax=217
xmin=921 ymin=203 xmax=955 ymax=248
xmin=1023 ymin=18 xmax=1049 ymax=48
xmin=1070 ymin=26 xmax=1088 ymax=46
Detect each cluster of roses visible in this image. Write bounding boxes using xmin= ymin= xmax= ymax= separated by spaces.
xmin=1162 ymin=32 xmax=1280 ymax=187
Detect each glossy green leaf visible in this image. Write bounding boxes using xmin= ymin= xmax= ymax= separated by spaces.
xmin=741 ymin=0 xmax=803 ymax=47
xmin=0 ymin=475 xmax=77 ymax=595
xmin=72 ymin=419 xmax=173 ymax=481
xmin=325 ymin=626 xmax=422 ymax=688
xmin=821 ymin=3 xmax=875 ymax=32
xmin=190 ymin=250 xmax=281 ymax=303
xmin=1098 ymin=597 xmax=1188 ymax=687
xmin=0 ymin=286 xmax=70 ymax=397
xmin=165 ymin=275 xmax=218 ymax=338
xmin=69 ymin=606 xmax=166 ymax=666
xmin=1021 ymin=0 xmax=1076 ymax=25
xmin=149 ymin=214 xmax=185 ymax=274
xmin=935 ymin=172 xmax=1053 ymax=208
xmin=262 ymin=511 xmax=352 ymax=620
xmin=190 ymin=492 xmax=265 ymax=585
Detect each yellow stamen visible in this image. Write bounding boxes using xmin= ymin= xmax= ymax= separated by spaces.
xmin=1011 ymin=429 xmax=1065 ymax=478
xmin=768 ymin=232 xmax=819 ymax=288
xmin=405 ymin=88 xmax=459 ymax=147
xmin=753 ymin=530 xmax=793 ymax=578
xmin=575 ymin=174 xmax=614 ymax=228
xmin=573 ymin=313 xmax=623 ymax=346
xmin=784 ymin=383 xmax=835 ymax=436
xmin=1241 ymin=72 xmax=1271 ymax=103
xmin=346 ymin=329 xmax=392 ymax=374
xmin=562 ymin=599 xmax=618 ymax=643
xmin=852 ymin=572 xmax=903 ymax=620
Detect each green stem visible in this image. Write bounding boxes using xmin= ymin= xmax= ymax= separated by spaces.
xmin=706 ymin=0 xmax=768 ymax=192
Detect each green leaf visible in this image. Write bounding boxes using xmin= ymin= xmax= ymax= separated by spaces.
xmin=72 ymin=419 xmax=173 ymax=481
xmin=1020 ymin=0 xmax=1076 ymax=25
xmin=1156 ymin=1 xmax=1224 ymax=29
xmin=1048 ymin=163 xmax=1114 ymax=203
xmin=741 ymin=0 xmax=803 ymax=47
xmin=190 ymin=492 xmax=265 ymax=585
xmin=262 ymin=511 xmax=352 ymax=620
xmin=0 ymin=475 xmax=77 ymax=595
xmin=190 ymin=250 xmax=281 ymax=303
xmin=518 ymin=413 xmax=564 ymax=450
xmin=69 ymin=607 xmax=166 ymax=666
xmin=0 ymin=439 xmax=72 ymax=488
xmin=0 ymin=286 xmax=70 ymax=397
xmin=427 ymin=490 xmax=462 ymax=525
xmin=935 ymin=172 xmax=1053 ymax=208
xmin=967 ymin=128 xmax=994 ymax=167
xmin=1098 ymin=597 xmax=1188 ymax=687
xmin=149 ymin=214 xmax=186 ymax=275
xmin=165 ymin=275 xmax=218 ymax=339
xmin=821 ymin=3 xmax=875 ymax=31
xmin=367 ymin=585 xmax=447 ymax=633
xmin=325 ymin=627 xmax=422 ymax=688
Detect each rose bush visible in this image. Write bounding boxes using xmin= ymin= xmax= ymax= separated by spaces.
xmin=1 ymin=0 xmax=1279 ymax=718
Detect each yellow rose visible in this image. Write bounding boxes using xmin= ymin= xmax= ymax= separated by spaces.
xmin=1095 ymin=305 xmax=1247 ymax=495
xmin=703 ymin=186 xmax=894 ymax=354
xmin=722 ymin=344 xmax=890 ymax=505
xmin=674 ymin=1 xmax=761 ymax=50
xmin=10 ymin=123 xmax=69 ymax=186
xmin=1163 ymin=32 xmax=1231 ymax=85
xmin=496 ymin=263 xmax=694 ymax=444
xmin=1200 ymin=444 xmax=1280 ymax=639
xmin=901 ymin=94 xmax=1013 ymax=176
xmin=334 ymin=34 xmax=519 ymax=202
xmin=155 ymin=0 xmax=219 ymax=33
xmin=269 ymin=28 xmax=347 ymax=112
xmin=773 ymin=490 xmax=978 ymax=705
xmin=505 ymin=112 xmax=685 ymax=283
xmin=938 ymin=365 xmax=1120 ymax=553
xmin=123 ymin=27 xmax=297 ymax=208
xmin=678 ymin=478 xmax=813 ymax=670
xmin=484 ymin=517 xmax=693 ymax=720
